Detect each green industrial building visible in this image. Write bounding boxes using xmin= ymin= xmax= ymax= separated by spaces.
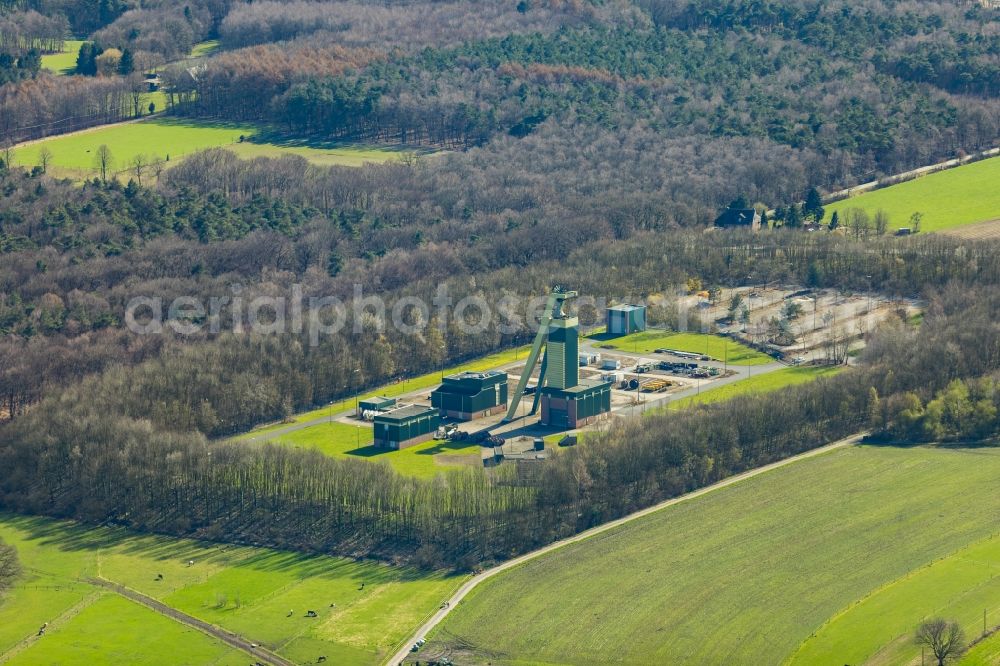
xmin=358 ymin=395 xmax=396 ymax=414
xmin=540 ymin=379 xmax=613 ymax=428
xmin=607 ymin=304 xmax=646 ymax=336
xmin=431 ymin=370 xmax=508 ymax=420
xmin=538 ymin=306 xmax=613 ymax=428
xmin=372 ymin=404 xmax=440 ymax=450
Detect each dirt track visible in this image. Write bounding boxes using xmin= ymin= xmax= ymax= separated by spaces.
xmin=939 ymin=218 xmax=1000 ymax=240
xmin=88 ymin=577 xmax=294 ymax=666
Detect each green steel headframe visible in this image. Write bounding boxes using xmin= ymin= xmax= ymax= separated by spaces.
xmin=503 ymin=287 xmax=577 ymax=422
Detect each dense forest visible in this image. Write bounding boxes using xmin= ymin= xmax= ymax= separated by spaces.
xmin=1 ymin=274 xmax=999 ymax=565
xmin=4 ymin=142 xmax=1000 ymax=565
xmin=1 ymin=0 xmax=999 ymax=568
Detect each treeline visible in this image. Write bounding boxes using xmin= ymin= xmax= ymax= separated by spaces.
xmin=873 ymin=377 xmax=1000 ymax=444
xmin=0 ymin=536 xmax=19 ymax=594
xmin=0 ymin=47 xmax=38 ymax=85
xmin=0 ymin=9 xmax=67 ymax=54
xmin=1 ymin=283 xmax=998 ymax=566
xmin=0 ymin=73 xmax=152 ymax=143
xmin=160 ymin=42 xmax=379 ymax=117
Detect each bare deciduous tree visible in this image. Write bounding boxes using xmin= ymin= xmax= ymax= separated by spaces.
xmin=1 ymin=142 xmax=13 ymax=169
xmin=874 ymin=209 xmax=890 ymax=236
xmin=0 ymin=538 xmax=20 ymax=593
xmin=129 ymin=153 xmax=148 ymax=185
xmin=94 ymin=144 xmax=114 ymax=182
xmin=916 ymin=619 xmax=965 ymax=666
xmin=37 ymin=147 xmax=52 ymax=173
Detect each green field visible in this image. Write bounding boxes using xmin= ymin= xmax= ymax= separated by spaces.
xmin=40 ymin=39 xmax=218 ymax=77
xmin=592 ymin=330 xmax=772 ymax=365
xmin=827 ymin=155 xmax=1000 ymax=232
xmin=13 ymin=118 xmax=412 ymax=180
xmin=40 ymin=40 xmax=85 ymax=75
xmin=668 ymin=365 xmax=843 ymax=409
xmin=792 ymin=533 xmax=1000 ymax=665
xmin=421 ymin=445 xmax=1000 ymax=665
xmin=189 ymin=40 xmax=220 ymax=58
xmin=0 ymin=513 xmax=464 ymax=665
xmin=963 ymin=631 xmax=1000 ymax=665
xmin=256 ymin=420 xmax=482 ymax=478
xmin=6 ymin=595 xmax=246 ymax=666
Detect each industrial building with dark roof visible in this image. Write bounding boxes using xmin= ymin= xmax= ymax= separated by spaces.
xmin=372 ymin=404 xmax=440 ymax=450
xmin=431 ymin=370 xmax=508 ymax=420
xmin=539 ymin=378 xmax=613 ymax=428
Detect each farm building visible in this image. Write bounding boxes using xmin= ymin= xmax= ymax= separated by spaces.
xmin=358 ymin=396 xmax=396 ymax=414
xmin=372 ymin=405 xmax=440 ymax=450
xmin=714 ymin=208 xmax=761 ymax=230
xmin=607 ymin=304 xmax=646 ymax=335
xmin=431 ymin=371 xmax=508 ymax=420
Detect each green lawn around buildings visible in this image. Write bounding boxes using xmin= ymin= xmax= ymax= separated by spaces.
xmin=256 ymin=420 xmax=482 ymax=479
xmin=592 ymin=330 xmax=772 ymax=365
xmin=669 ymin=365 xmax=843 ymax=409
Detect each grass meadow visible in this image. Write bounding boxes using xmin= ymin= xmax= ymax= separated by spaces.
xmin=40 ymin=40 xmax=85 ymax=75
xmin=962 ymin=630 xmax=1000 ymax=665
xmin=792 ymin=533 xmax=1000 ymax=665
xmin=258 ymin=421 xmax=482 ymax=479
xmin=827 ymin=156 xmax=1000 ymax=232
xmin=0 ymin=513 xmax=464 ymax=665
xmin=423 ymin=445 xmax=1000 ymax=665
xmin=12 ymin=118 xmax=412 ymax=181
xmin=668 ymin=365 xmax=843 ymax=409
xmin=592 ymin=330 xmax=772 ymax=365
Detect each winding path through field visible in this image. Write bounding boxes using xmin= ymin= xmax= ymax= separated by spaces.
xmin=385 ymin=432 xmax=866 ymax=666
xmin=88 ymin=577 xmax=295 ymax=666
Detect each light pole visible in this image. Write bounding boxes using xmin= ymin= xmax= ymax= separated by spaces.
xmin=352 ymin=368 xmax=361 ymax=418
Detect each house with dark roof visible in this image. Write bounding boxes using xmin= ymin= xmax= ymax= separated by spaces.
xmin=714 ymin=208 xmax=761 ymax=231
